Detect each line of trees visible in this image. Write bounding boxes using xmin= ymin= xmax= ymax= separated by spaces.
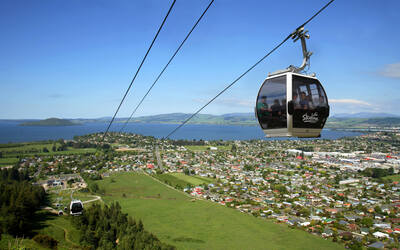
xmin=362 ymin=167 xmax=394 ymax=179
xmin=0 ymin=167 xmax=46 ymax=236
xmin=71 ymin=202 xmax=175 ymax=249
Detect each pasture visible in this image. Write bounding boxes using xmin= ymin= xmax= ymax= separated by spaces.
xmin=384 ymin=174 xmax=400 ymax=182
xmin=184 ymin=145 xmax=231 ymax=151
xmin=0 ymin=142 xmax=96 ymax=165
xmin=170 ymin=172 xmax=214 ymax=185
xmin=95 ymin=172 xmax=341 ymax=250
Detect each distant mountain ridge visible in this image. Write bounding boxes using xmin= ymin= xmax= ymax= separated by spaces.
xmin=125 ymin=113 xmax=257 ymax=125
xmin=4 ymin=112 xmax=400 ymax=128
xmin=332 ymin=112 xmax=399 ymax=118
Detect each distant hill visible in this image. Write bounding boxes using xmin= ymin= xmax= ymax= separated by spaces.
xmin=124 ymin=113 xmax=257 ymax=125
xmin=20 ymin=118 xmax=79 ymax=126
xmin=6 ymin=112 xmax=400 ymax=128
xmin=326 ymin=117 xmax=400 ymax=128
xmin=332 ymin=112 xmax=399 ymax=118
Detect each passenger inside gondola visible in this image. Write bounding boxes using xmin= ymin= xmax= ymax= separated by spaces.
xmin=293 ymin=92 xmax=300 ymax=109
xmin=256 ymin=96 xmax=271 ymax=128
xmin=281 ymin=98 xmax=286 ymax=114
xmin=271 ymin=99 xmax=281 ymax=116
xmin=317 ymin=95 xmax=326 ymax=108
xmin=280 ymin=98 xmax=287 ymax=126
xmin=299 ymin=91 xmax=310 ymax=109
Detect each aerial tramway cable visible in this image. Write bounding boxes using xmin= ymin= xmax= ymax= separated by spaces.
xmin=164 ymin=0 xmax=335 ymax=139
xmin=119 ymin=0 xmax=215 ymax=133
xmin=100 ymin=0 xmax=176 ymax=143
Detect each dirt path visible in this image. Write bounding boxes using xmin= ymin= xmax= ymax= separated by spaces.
xmin=82 ymin=195 xmax=102 ymax=204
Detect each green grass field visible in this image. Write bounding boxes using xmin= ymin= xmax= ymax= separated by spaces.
xmin=156 ymin=173 xmax=192 ymax=188
xmin=0 ymin=157 xmax=18 ymax=166
xmin=96 ymin=172 xmax=342 ymax=250
xmin=170 ymin=172 xmax=214 ymax=185
xmin=155 ymin=173 xmax=214 ymax=189
xmin=0 ymin=234 xmax=43 ymax=249
xmin=34 ymin=212 xmax=81 ymax=250
xmin=184 ymin=145 xmax=232 ymax=151
xmin=384 ymin=174 xmax=400 ymax=182
xmin=0 ymin=211 xmax=81 ymax=250
xmin=0 ymin=141 xmax=96 ymax=161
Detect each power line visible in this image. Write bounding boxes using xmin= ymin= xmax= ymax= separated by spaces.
xmin=101 ymin=0 xmax=176 ymax=142
xmin=165 ymin=0 xmax=335 ymax=139
xmin=119 ymin=0 xmax=214 ymax=133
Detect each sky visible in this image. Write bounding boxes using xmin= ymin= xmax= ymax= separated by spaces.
xmin=0 ymin=0 xmax=399 ymax=119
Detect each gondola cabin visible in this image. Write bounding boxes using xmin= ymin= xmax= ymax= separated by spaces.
xmin=256 ymin=72 xmax=329 ymax=138
xmin=70 ymin=200 xmax=83 ymax=215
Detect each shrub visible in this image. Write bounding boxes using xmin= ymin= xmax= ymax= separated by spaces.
xmin=33 ymin=234 xmax=58 ymax=249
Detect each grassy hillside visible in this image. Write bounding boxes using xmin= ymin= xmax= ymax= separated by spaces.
xmin=0 ymin=212 xmax=81 ymax=250
xmin=96 ymin=172 xmax=342 ymax=250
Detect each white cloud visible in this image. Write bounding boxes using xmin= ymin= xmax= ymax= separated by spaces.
xmin=379 ymin=62 xmax=400 ymax=78
xmin=329 ymin=99 xmax=371 ymax=106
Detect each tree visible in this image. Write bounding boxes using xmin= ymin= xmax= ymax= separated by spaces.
xmin=374 ymin=206 xmax=382 ymax=215
xmin=361 ymin=217 xmax=373 ymax=227
xmin=43 ymin=147 xmax=49 ymax=153
xmin=348 ymin=240 xmax=362 ymax=250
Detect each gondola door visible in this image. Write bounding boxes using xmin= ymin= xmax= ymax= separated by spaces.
xmin=288 ymin=73 xmax=329 ymax=137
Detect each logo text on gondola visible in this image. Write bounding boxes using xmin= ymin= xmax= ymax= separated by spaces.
xmin=302 ymin=112 xmax=319 ymax=123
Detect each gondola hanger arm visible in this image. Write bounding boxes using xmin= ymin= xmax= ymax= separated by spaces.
xmin=288 ymin=27 xmax=313 ymax=74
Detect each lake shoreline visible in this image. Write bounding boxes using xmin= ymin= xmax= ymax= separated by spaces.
xmin=0 ymin=122 xmax=365 ymax=144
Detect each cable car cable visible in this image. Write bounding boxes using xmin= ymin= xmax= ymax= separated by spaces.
xmin=100 ymin=0 xmax=176 ymax=143
xmin=164 ymin=0 xmax=335 ymax=139
xmin=119 ymin=0 xmax=214 ymax=133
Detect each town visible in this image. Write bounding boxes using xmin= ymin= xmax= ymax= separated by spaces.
xmin=9 ymin=132 xmax=400 ymax=249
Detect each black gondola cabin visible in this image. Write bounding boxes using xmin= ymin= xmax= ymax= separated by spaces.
xmin=256 ymin=72 xmax=329 ymax=138
xmin=70 ymin=200 xmax=83 ymax=215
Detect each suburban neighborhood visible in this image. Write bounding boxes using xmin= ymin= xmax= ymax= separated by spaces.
xmin=8 ymin=131 xmax=400 ymax=249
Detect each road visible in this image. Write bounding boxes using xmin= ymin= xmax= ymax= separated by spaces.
xmin=154 ymin=145 xmax=164 ymax=171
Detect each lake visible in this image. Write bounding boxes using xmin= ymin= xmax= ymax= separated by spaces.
xmin=0 ymin=121 xmax=364 ymax=143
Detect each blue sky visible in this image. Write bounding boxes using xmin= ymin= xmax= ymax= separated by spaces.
xmin=1 ymin=0 xmax=399 ymax=119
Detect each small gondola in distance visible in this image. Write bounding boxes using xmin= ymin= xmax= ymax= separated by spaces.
xmin=70 ymin=199 xmax=84 ymax=215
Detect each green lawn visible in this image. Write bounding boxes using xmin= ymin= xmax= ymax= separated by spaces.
xmin=0 ymin=234 xmax=43 ymax=249
xmin=0 ymin=212 xmax=81 ymax=250
xmin=184 ymin=145 xmax=232 ymax=151
xmin=156 ymin=173 xmax=192 ymax=189
xmin=384 ymin=174 xmax=400 ymax=182
xmin=170 ymin=172 xmax=214 ymax=186
xmin=0 ymin=141 xmax=96 ymax=158
xmin=96 ymin=172 xmax=342 ymax=250
xmin=0 ymin=157 xmax=18 ymax=166
xmin=34 ymin=212 xmax=81 ymax=250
